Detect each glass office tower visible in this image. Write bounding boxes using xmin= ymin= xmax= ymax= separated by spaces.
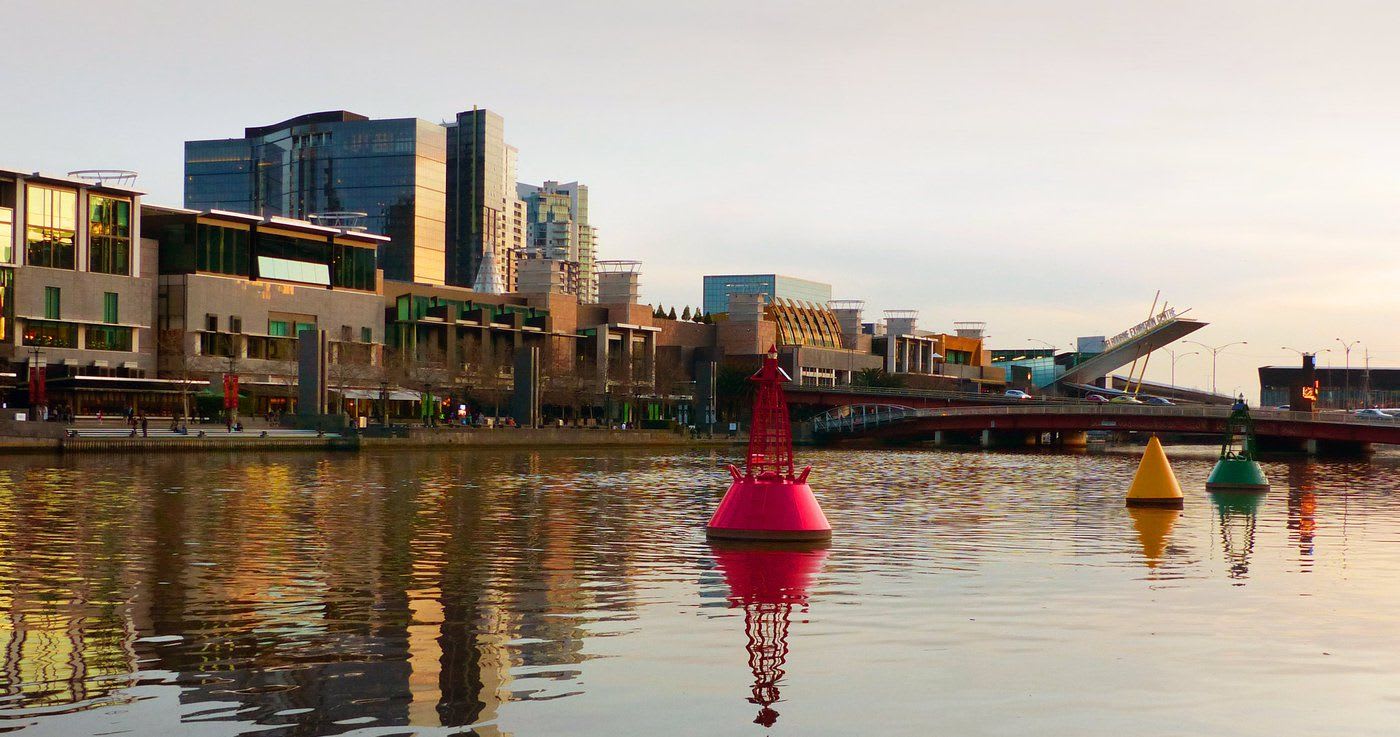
xmin=185 ymin=111 xmax=447 ymax=285
xmin=446 ymin=108 xmax=518 ymax=290
xmin=702 ymin=274 xmax=833 ymax=315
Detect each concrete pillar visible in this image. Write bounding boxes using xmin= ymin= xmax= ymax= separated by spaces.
xmin=980 ymin=429 xmax=992 ymax=448
xmin=1061 ymin=430 xmax=1089 ymax=448
xmin=934 ymin=430 xmax=945 ymax=447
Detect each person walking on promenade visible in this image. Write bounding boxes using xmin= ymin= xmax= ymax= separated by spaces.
xmin=140 ymin=414 xmax=149 ymax=438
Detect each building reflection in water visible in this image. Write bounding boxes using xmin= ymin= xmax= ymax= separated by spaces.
xmin=711 ymin=543 xmax=827 ymax=728
xmin=0 ymin=450 xmax=645 ymax=735
xmin=1212 ymin=493 xmax=1263 ymax=583
xmin=1287 ymin=463 xmax=1319 ymax=566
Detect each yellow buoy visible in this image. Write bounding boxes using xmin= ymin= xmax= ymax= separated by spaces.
xmin=1125 ymin=435 xmax=1183 ymax=508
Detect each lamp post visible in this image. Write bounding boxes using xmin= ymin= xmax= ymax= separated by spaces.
xmin=1165 ymin=349 xmax=1198 ymax=388
xmin=1183 ymin=340 xmax=1247 ymax=396
xmin=1336 ymin=338 xmax=1361 ymax=409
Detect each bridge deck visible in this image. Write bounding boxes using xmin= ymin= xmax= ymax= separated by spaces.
xmin=814 ymin=404 xmax=1400 ymax=445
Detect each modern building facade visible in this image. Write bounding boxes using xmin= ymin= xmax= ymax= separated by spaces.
xmin=0 ymin=168 xmax=162 ymax=414
xmin=702 ymin=274 xmax=832 ymax=316
xmin=184 ymin=111 xmax=449 ymax=285
xmin=145 ymin=206 xmax=386 ymax=415
xmin=1259 ymin=364 xmax=1400 ymax=410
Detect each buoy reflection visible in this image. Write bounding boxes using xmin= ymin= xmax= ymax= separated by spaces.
xmin=711 ymin=543 xmax=827 ymax=728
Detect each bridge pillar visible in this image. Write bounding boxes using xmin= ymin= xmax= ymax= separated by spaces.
xmin=980 ymin=429 xmax=992 ymax=448
xmin=934 ymin=431 xmax=945 ymax=447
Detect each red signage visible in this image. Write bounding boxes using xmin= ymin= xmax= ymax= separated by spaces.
xmin=223 ymin=374 xmax=239 ymax=409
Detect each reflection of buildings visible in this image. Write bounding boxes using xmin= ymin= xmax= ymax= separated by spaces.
xmin=1287 ymin=463 xmax=1319 ymax=566
xmin=712 ymin=544 xmax=827 ymax=728
xmin=0 ymin=465 xmax=141 ymax=711
xmin=0 ymin=450 xmax=650 ymax=734
xmin=1213 ymin=493 xmax=1262 ymax=581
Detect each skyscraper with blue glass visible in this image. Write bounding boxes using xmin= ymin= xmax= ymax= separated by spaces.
xmin=184 ymin=111 xmax=448 ymax=285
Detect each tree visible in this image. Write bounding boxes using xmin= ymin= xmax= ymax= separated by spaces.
xmin=852 ymin=367 xmax=904 ymax=388
xmin=681 ymin=306 xmax=692 ymax=321
xmin=158 ymin=329 xmax=194 ymax=420
xmin=715 ymin=362 xmax=758 ymax=424
xmin=667 ymin=306 xmax=677 ymax=320
xmin=653 ymin=305 xmax=665 ymax=319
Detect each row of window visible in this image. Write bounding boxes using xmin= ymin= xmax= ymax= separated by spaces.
xmin=22 ymin=320 xmax=132 ymax=351
xmin=12 ymin=188 xmax=132 ymax=274
xmin=40 ymin=287 xmax=119 ymax=323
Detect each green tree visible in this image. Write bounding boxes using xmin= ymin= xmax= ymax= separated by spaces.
xmin=667 ymin=306 xmax=677 ymax=320
xmin=681 ymin=306 xmax=692 ymax=321
xmin=852 ymin=367 xmax=904 ymax=388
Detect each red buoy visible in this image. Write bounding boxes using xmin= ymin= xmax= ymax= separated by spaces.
xmin=706 ymin=347 xmax=832 ymax=541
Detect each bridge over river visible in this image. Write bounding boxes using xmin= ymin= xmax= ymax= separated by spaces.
xmin=812 ymin=404 xmax=1400 ymax=453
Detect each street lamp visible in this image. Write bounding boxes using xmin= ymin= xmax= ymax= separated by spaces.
xmin=1165 ymin=348 xmax=1197 ymax=388
xmin=1336 ymin=338 xmax=1361 ymax=410
xmin=1282 ymin=346 xmax=1329 ymax=359
xmin=1026 ymin=338 xmax=1056 ymax=352
xmin=1183 ymin=340 xmax=1247 ymax=396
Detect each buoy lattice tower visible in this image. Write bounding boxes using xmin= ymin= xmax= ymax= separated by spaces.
xmin=1206 ymin=397 xmax=1270 ymax=492
xmin=706 ymin=347 xmax=832 ymax=541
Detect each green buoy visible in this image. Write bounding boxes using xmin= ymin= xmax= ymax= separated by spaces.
xmin=1206 ymin=397 xmax=1269 ymax=493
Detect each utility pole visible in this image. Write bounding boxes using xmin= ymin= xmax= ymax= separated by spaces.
xmin=1336 ymin=338 xmax=1360 ymax=409
xmin=1183 ymin=340 xmax=1247 ymax=397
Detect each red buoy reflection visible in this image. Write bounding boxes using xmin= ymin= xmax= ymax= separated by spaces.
xmin=712 ymin=543 xmax=827 ymax=728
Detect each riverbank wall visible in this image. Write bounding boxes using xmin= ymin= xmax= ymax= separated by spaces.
xmin=0 ymin=428 xmax=741 ymax=454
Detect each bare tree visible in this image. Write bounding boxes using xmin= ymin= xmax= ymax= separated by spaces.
xmin=158 ymin=329 xmax=194 ymax=421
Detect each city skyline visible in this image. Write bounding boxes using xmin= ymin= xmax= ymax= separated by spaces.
xmin=4 ymin=1 xmax=1400 ymax=396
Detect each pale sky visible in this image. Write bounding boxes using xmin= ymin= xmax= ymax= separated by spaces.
xmin=5 ymin=0 xmax=1399 ymax=397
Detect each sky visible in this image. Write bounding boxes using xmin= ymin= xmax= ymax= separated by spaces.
xmin=4 ymin=0 xmax=1399 ymax=398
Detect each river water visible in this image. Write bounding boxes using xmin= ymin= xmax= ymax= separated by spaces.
xmin=2 ymin=446 xmax=1400 ymax=736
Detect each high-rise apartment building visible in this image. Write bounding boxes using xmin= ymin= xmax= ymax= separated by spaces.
xmin=184 ymin=111 xmax=448 ymax=285
xmin=517 ymin=180 xmax=598 ymax=301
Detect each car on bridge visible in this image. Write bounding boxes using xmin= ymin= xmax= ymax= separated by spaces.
xmin=1110 ymin=395 xmax=1143 ymax=404
xmin=1144 ymin=396 xmax=1174 ymax=406
xmin=1085 ymin=394 xmax=1108 ymax=403
xmin=1354 ymin=409 xmax=1396 ymax=419
xmin=1005 ymin=389 xmax=1033 ymax=400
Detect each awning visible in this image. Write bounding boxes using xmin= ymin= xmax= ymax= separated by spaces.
xmin=333 ymin=388 xmax=422 ymax=401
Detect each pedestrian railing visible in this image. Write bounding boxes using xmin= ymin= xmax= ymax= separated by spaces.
xmin=813 ymin=402 xmax=1400 ymax=435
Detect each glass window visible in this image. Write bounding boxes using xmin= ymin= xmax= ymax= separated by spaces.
xmin=25 ymin=185 xmax=76 ymax=269
xmin=85 ymin=325 xmax=132 ymax=351
xmin=229 ymin=315 xmax=242 ymax=333
xmin=23 ymin=320 xmax=77 ymax=348
xmin=268 ymin=320 xmax=289 ymax=337
xmin=44 ymin=286 xmax=60 ymax=320
xmin=331 ymin=244 xmax=377 ymax=291
xmin=205 ymin=314 xmax=218 ymax=332
xmin=103 ymin=292 xmax=118 ymax=323
xmin=89 ymin=196 xmax=132 ymax=275
xmin=0 ymin=268 xmax=13 ymax=342
xmin=194 ymin=224 xmax=251 ymax=276
xmin=256 ymin=255 xmax=330 ymax=286
xmin=361 ymin=326 xmax=372 ymax=343
xmin=0 ymin=207 xmax=12 ymax=263
xmin=294 ymin=322 xmax=316 ymax=336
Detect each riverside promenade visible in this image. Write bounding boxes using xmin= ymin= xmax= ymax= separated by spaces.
xmin=0 ymin=417 xmax=738 ymax=454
